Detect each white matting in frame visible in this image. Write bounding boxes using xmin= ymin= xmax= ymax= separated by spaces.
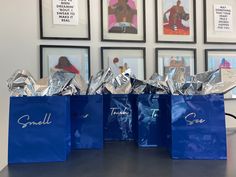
xmin=206 ymin=49 xmax=236 ymax=99
xmin=40 ymin=46 xmax=90 ymax=81
xmin=156 ymin=0 xmax=196 ymax=43
xmin=40 ymin=0 xmax=90 ymax=40
xmin=156 ymin=49 xmax=196 ymax=77
xmin=102 ymin=48 xmax=146 ymax=79
xmin=204 ymin=0 xmax=236 ymax=44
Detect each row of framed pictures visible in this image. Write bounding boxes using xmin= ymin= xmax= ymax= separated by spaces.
xmin=39 ymin=0 xmax=236 ymax=44
xmin=40 ymin=45 xmax=236 ymax=99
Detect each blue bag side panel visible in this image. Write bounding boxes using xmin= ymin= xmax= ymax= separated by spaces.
xmin=159 ymin=94 xmax=172 ymax=150
xmin=71 ymin=95 xmax=103 ymax=149
xmin=137 ymin=94 xmax=161 ymax=147
xmin=65 ymin=96 xmax=71 ymax=157
xmin=8 ymin=96 xmax=70 ymax=163
xmin=130 ymin=94 xmax=138 ymax=144
xmin=171 ymin=94 xmax=227 ymax=160
xmin=103 ymin=94 xmax=134 ymax=141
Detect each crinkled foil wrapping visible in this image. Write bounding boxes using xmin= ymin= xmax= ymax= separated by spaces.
xmin=166 ymin=68 xmax=186 ymax=95
xmin=166 ymin=68 xmax=236 ymax=95
xmin=87 ymin=68 xmax=114 ymax=95
xmin=47 ymin=71 xmax=75 ymax=96
xmin=7 ymin=69 xmax=88 ymax=96
xmin=130 ymin=68 xmax=236 ymax=96
xmin=7 ymin=68 xmax=236 ymax=96
xmin=131 ymin=73 xmax=168 ymax=94
xmin=130 ymin=78 xmax=147 ymax=94
xmin=7 ymin=69 xmax=36 ymax=96
xmin=35 ymin=77 xmax=49 ymax=96
xmin=104 ymin=69 xmax=132 ymax=94
xmin=147 ymin=73 xmax=169 ymax=94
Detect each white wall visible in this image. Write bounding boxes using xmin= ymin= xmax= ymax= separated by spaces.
xmin=0 ymin=0 xmax=236 ymax=170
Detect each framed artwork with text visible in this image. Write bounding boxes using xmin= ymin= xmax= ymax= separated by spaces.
xmin=39 ymin=0 xmax=90 ymax=40
xmin=204 ymin=0 xmax=236 ymax=44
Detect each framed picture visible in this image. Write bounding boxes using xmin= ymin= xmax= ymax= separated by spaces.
xmin=155 ymin=48 xmax=196 ymax=77
xmin=204 ymin=0 xmax=236 ymax=44
xmin=39 ymin=0 xmax=90 ymax=40
xmin=155 ymin=0 xmax=196 ymax=43
xmin=40 ymin=45 xmax=90 ymax=81
xmin=101 ymin=47 xmax=146 ymax=79
xmin=205 ymin=49 xmax=236 ymax=99
xmin=101 ymin=0 xmax=146 ymax=42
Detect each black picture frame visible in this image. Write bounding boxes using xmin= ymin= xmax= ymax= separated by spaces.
xmin=40 ymin=45 xmax=91 ymax=81
xmin=155 ymin=48 xmax=197 ymax=76
xmin=39 ymin=0 xmax=91 ymax=40
xmin=155 ymin=0 xmax=196 ymax=43
xmin=101 ymin=47 xmax=146 ymax=79
xmin=205 ymin=49 xmax=236 ymax=100
xmin=101 ymin=0 xmax=146 ymax=42
xmin=203 ymin=0 xmax=236 ymax=45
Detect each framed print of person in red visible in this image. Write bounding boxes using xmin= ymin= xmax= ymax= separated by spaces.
xmin=163 ymin=0 xmax=190 ymax=35
xmin=40 ymin=45 xmax=91 ymax=81
xmin=55 ymin=56 xmax=80 ymax=74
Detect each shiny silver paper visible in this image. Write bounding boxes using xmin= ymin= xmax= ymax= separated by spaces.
xmin=130 ymin=78 xmax=147 ymax=94
xmin=47 ymin=71 xmax=75 ymax=96
xmin=7 ymin=69 xmax=36 ymax=96
xmin=104 ymin=69 xmax=132 ymax=94
xmin=166 ymin=68 xmax=186 ymax=95
xmin=70 ymin=74 xmax=88 ymax=95
xmin=149 ymin=73 xmax=164 ymax=81
xmin=87 ymin=68 xmax=114 ymax=95
xmin=8 ymin=68 xmax=236 ymax=97
xmin=35 ymin=77 xmax=49 ymax=96
xmin=7 ymin=69 xmax=88 ymax=96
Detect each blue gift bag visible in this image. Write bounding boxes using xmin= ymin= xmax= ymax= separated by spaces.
xmin=70 ymin=95 xmax=103 ymax=149
xmin=136 ymin=94 xmax=162 ymax=147
xmin=171 ymin=94 xmax=227 ymax=160
xmin=159 ymin=94 xmax=172 ymax=149
xmin=103 ymin=94 xmax=136 ymax=141
xmin=8 ymin=96 xmax=71 ymax=164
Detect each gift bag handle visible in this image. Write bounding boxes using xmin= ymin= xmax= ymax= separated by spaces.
xmin=226 ymin=113 xmax=236 ymax=120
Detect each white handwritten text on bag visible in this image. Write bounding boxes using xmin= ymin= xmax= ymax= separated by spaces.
xmin=17 ymin=113 xmax=52 ymax=128
xmin=184 ymin=113 xmax=206 ymax=126
xmin=110 ymin=107 xmax=130 ymax=116
xmin=151 ymin=109 xmax=159 ymax=118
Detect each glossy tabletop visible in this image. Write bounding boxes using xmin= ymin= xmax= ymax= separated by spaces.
xmin=1 ymin=129 xmax=236 ymax=177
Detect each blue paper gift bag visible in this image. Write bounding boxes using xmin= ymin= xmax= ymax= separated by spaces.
xmin=159 ymin=94 xmax=172 ymax=149
xmin=8 ymin=96 xmax=71 ymax=164
xmin=103 ymin=94 xmax=136 ymax=141
xmin=70 ymin=95 xmax=103 ymax=149
xmin=136 ymin=94 xmax=163 ymax=147
xmin=171 ymin=94 xmax=227 ymax=160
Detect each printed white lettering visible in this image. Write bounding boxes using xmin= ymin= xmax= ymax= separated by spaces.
xmin=151 ymin=109 xmax=159 ymax=118
xmin=81 ymin=114 xmax=89 ymax=119
xmin=17 ymin=113 xmax=52 ymax=128
xmin=110 ymin=107 xmax=129 ymax=116
xmin=184 ymin=113 xmax=206 ymax=126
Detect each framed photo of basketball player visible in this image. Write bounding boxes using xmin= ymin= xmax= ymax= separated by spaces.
xmin=155 ymin=0 xmax=196 ymax=43
xmin=155 ymin=48 xmax=196 ymax=77
xmin=39 ymin=0 xmax=90 ymax=40
xmin=204 ymin=0 xmax=236 ymax=44
xmin=101 ymin=47 xmax=146 ymax=79
xmin=101 ymin=0 xmax=146 ymax=42
xmin=40 ymin=45 xmax=91 ymax=81
xmin=205 ymin=49 xmax=236 ymax=99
